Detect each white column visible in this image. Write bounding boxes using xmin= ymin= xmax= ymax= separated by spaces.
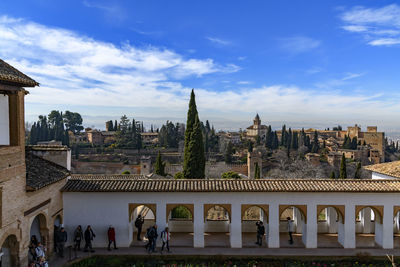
xmin=327 ymin=208 xmax=338 ymax=234
xmin=305 ymin=204 xmax=317 ymax=248
xmin=268 ymin=203 xmax=280 ymax=248
xmin=230 ymin=203 xmax=242 ymax=248
xmin=362 ymin=208 xmax=372 ymax=234
xmin=343 ymin=204 xmax=356 ymax=248
xmin=156 ymin=202 xmax=167 ymax=247
xmin=382 ymin=205 xmax=394 ymax=249
xmin=193 ymin=203 xmax=204 ymax=248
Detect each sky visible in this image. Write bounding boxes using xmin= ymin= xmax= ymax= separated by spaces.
xmin=1 ymin=0 xmax=400 ymax=132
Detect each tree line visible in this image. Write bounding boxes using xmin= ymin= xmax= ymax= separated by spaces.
xmin=28 ymin=110 xmax=83 ymax=146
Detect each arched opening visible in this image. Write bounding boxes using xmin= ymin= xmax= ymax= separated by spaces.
xmin=130 ymin=204 xmax=156 ymax=247
xmin=204 ymin=205 xmax=230 ymax=247
xmin=355 ymin=206 xmax=382 ymax=248
xmin=316 ymin=206 xmax=344 ymax=248
xmin=241 ymin=205 xmax=268 ymax=247
xmin=279 ymin=206 xmax=306 ymax=248
xmin=167 ymin=204 xmax=194 ymax=247
xmin=0 ymin=235 xmax=19 ymax=267
xmin=29 ymin=214 xmax=49 ymax=261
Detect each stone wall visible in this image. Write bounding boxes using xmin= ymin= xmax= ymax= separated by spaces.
xmin=72 ymin=161 xmax=141 ymax=174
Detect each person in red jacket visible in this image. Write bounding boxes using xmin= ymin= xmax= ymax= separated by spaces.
xmin=107 ymin=225 xmax=118 ymax=250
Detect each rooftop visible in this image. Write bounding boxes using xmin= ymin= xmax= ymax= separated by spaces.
xmin=364 ymin=161 xmax=400 ymax=179
xmin=61 ymin=176 xmax=400 ymax=193
xmin=0 ymin=59 xmax=39 ymax=87
xmin=26 ymin=152 xmax=70 ymax=191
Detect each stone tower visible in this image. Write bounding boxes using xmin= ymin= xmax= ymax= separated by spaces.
xmin=140 ymin=156 xmax=152 ymax=175
xmin=247 ymin=150 xmax=262 ymax=179
xmin=253 ymin=113 xmax=261 ymax=129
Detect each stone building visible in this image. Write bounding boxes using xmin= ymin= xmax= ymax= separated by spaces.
xmin=246 ymin=114 xmax=268 ymax=141
xmin=305 ymin=153 xmax=320 ymax=166
xmin=0 ymin=59 xmax=69 ymax=266
xmin=247 ymin=150 xmax=262 ymax=179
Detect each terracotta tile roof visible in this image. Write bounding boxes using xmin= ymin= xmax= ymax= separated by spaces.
xmin=61 ymin=176 xmax=400 ymax=193
xmin=0 ymin=59 xmax=39 ymax=87
xmin=364 ymin=161 xmax=400 ymax=178
xmin=27 ymin=145 xmax=69 ymax=151
xmin=26 ymin=152 xmax=70 ymax=191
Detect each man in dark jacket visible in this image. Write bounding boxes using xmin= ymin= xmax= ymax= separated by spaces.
xmin=135 ymin=215 xmax=144 ymax=241
xmin=256 ymin=221 xmax=265 ymax=246
xmin=73 ymin=225 xmax=83 ymax=251
xmin=57 ymin=227 xmax=68 ymax=257
xmin=107 ymin=225 xmax=117 ymax=250
xmin=84 ymin=225 xmax=96 ymax=252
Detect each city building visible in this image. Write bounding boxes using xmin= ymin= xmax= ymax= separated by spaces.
xmin=246 ymin=114 xmax=268 ymax=141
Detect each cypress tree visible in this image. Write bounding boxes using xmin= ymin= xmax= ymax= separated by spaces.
xmin=254 ymin=162 xmax=260 ymax=179
xmin=265 ymin=125 xmax=272 ymax=149
xmin=183 ymin=90 xmax=205 ymax=179
xmin=339 ymin=154 xmax=347 ymax=179
xmin=154 ymin=151 xmax=166 ymax=176
xmin=354 ymin=162 xmax=362 ymax=179
xmin=225 ymin=141 xmax=233 ymax=164
xmin=351 ymin=137 xmax=358 ymax=150
xmin=281 ymin=125 xmax=286 ymax=147
xmin=330 ymin=171 xmax=336 ymax=179
xmin=311 ymin=131 xmax=319 ymax=153
xmin=272 ymin=131 xmax=279 ymax=149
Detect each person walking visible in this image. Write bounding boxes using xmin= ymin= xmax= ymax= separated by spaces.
xmin=147 ymin=224 xmax=158 ymax=253
xmin=107 ymin=225 xmax=118 ymax=250
xmin=84 ymin=225 xmax=96 ymax=252
xmin=255 ymin=221 xmax=265 ymax=246
xmin=287 ymin=217 xmax=294 ymax=245
xmin=74 ymin=225 xmax=84 ymax=251
xmin=57 ymin=227 xmax=67 ymax=257
xmin=135 ymin=215 xmax=144 ymax=241
xmin=160 ymin=227 xmax=170 ymax=253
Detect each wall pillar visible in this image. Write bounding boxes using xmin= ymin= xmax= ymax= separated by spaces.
xmin=156 ymin=202 xmax=166 ymax=247
xmin=362 ymin=208 xmax=372 ymax=234
xmin=306 ymin=204 xmax=317 ymax=248
xmin=343 ymin=204 xmax=355 ymax=248
xmin=193 ymin=203 xmax=204 ymax=248
xmin=268 ymin=203 xmax=279 ymax=248
xmin=382 ymin=205 xmax=393 ymax=249
xmin=230 ymin=203 xmax=242 ymax=248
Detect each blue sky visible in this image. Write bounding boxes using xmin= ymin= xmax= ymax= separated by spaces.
xmin=1 ymin=0 xmax=400 ymax=132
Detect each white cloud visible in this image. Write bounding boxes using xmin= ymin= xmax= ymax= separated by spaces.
xmin=205 ymin=37 xmax=231 ymax=46
xmin=340 ymin=4 xmax=400 ymax=46
xmin=0 ymin=15 xmax=399 ymax=130
xmin=342 ymin=72 xmax=364 ymax=81
xmin=237 ymin=81 xmax=252 ymax=85
xmin=280 ymin=36 xmax=321 ymax=54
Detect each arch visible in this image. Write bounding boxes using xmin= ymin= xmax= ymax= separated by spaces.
xmin=54 ymin=214 xmax=63 ymax=226
xmin=166 ymin=204 xmax=194 ymax=222
xmin=394 ymin=206 xmax=400 ymax=217
xmin=0 ymin=228 xmax=20 ymax=248
xmin=204 ymin=204 xmax=231 ymax=222
xmin=317 ymin=205 xmax=345 ymax=223
xmin=279 ymin=205 xmax=307 ymax=223
xmin=355 ymin=205 xmax=383 ymax=224
xmin=30 ymin=213 xmax=49 ymax=244
xmin=241 ymin=204 xmax=269 ymax=223
xmin=1 ymin=234 xmax=19 ymax=267
xmin=129 ymin=203 xmax=156 ymax=222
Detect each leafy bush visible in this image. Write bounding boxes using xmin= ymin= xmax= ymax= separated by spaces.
xmin=174 ymin=172 xmax=184 ymax=179
xmin=221 ymin=171 xmax=241 ymax=179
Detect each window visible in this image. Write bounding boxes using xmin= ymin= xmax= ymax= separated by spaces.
xmin=0 ymin=94 xmax=10 ymax=145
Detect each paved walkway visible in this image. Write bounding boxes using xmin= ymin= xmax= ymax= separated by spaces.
xmin=48 ymin=233 xmax=400 ymax=266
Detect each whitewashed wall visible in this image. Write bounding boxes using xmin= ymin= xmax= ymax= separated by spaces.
xmin=63 ymin=191 xmax=400 ymax=248
xmin=372 ymin=172 xmax=398 ymax=180
xmin=0 ymin=95 xmax=9 ymax=145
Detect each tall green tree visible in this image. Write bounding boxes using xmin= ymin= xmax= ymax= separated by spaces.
xmin=311 ymin=131 xmax=319 ymax=153
xmin=354 ymin=162 xmax=362 ymax=179
xmin=154 ymin=151 xmax=166 ymax=176
xmin=225 ymin=141 xmax=234 ymax=164
xmin=339 ymin=154 xmax=347 ymax=179
xmin=183 ymin=90 xmax=205 ymax=179
xmin=330 ymin=171 xmax=336 ymax=179
xmin=63 ymin=111 xmax=84 ymax=134
xmin=254 ymin=162 xmax=260 ymax=179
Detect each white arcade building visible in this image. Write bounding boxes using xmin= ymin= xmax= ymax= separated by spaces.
xmin=62 ymin=175 xmax=400 ymax=250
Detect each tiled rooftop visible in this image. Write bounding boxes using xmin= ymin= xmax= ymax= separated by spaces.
xmin=0 ymin=59 xmax=39 ymax=87
xmin=364 ymin=161 xmax=400 ymax=178
xmin=26 ymin=152 xmax=70 ymax=191
xmin=61 ymin=176 xmax=400 ymax=193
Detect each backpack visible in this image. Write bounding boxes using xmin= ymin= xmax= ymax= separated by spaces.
xmin=135 ymin=218 xmax=140 ymax=228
